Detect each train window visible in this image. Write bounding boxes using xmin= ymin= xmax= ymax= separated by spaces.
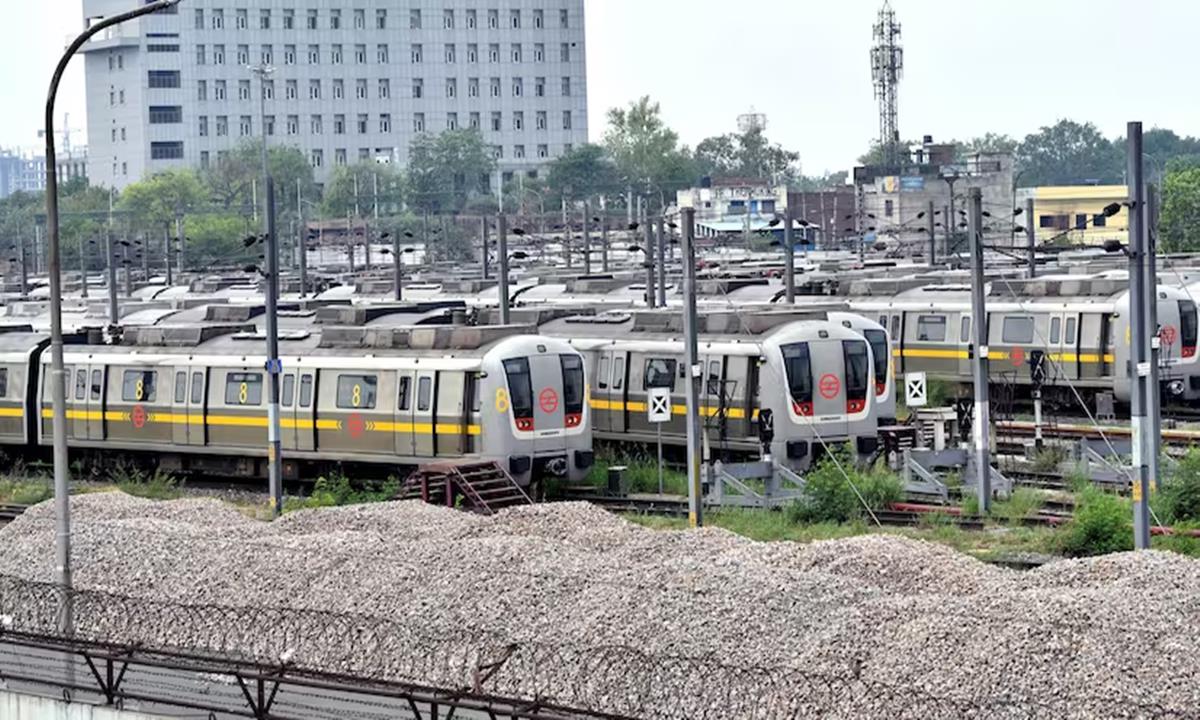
xmin=916 ymin=315 xmax=946 ymax=342
xmin=0 ymin=368 xmax=7 ymax=398
xmin=299 ymin=375 xmax=313 ymax=408
xmin=470 ymin=375 xmax=482 ymax=413
xmin=75 ymin=370 xmax=87 ymax=401
xmin=1002 ymin=317 xmax=1036 ymax=344
xmin=843 ymin=340 xmax=869 ymax=401
xmin=398 ymin=376 xmax=411 ymax=410
xmin=597 ymin=356 xmax=609 ymax=389
xmin=91 ymin=370 xmax=102 ymax=400
xmin=191 ymin=372 xmax=204 ymax=404
xmin=122 ymin=370 xmax=156 ymax=402
xmin=890 ymin=315 xmax=900 ymax=338
xmin=561 ymin=355 xmax=585 ymax=415
xmin=863 ymin=330 xmax=888 ymax=387
xmin=282 ymin=375 xmax=295 ymax=408
xmin=226 ymin=373 xmax=264 ymax=406
xmin=1050 ymin=318 xmax=1062 ymax=344
xmin=502 ymin=358 xmax=532 ymax=417
xmin=960 ymin=317 xmax=971 ymax=343
xmin=612 ymin=357 xmax=625 ymax=390
xmin=780 ymin=343 xmax=812 ymax=403
xmin=1181 ymin=301 xmax=1198 ymax=349
xmin=643 ymin=358 xmax=677 ymax=390
xmin=878 ymin=315 xmax=887 ymax=327
xmin=174 ymin=371 xmax=187 ymax=403
xmin=336 ymin=374 xmax=377 ymax=409
xmin=1065 ymin=318 xmax=1077 ymax=345
xmin=417 ymin=376 xmax=433 ymax=412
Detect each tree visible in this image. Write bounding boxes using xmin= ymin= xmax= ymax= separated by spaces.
xmin=693 ymin=127 xmax=800 ymax=184
xmin=857 ymin=139 xmax=921 ymax=166
xmin=1160 ymin=163 xmax=1200 ymax=252
xmin=1016 ymin=120 xmax=1123 ymax=186
xmin=603 ymin=96 xmax=696 ymax=206
xmin=119 ymin=170 xmax=207 ymax=228
xmin=321 ymin=162 xmax=404 ymax=218
xmin=960 ymin=133 xmax=1019 ymax=157
xmin=201 ymin=140 xmax=316 ymax=212
xmin=545 ymin=144 xmax=621 ymax=204
xmin=406 ymin=129 xmax=496 ymax=213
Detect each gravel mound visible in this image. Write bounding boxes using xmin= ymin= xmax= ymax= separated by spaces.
xmin=1 ymin=492 xmax=1198 ymax=719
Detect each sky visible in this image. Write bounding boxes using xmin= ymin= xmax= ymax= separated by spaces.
xmin=9 ymin=0 xmax=1200 ymax=174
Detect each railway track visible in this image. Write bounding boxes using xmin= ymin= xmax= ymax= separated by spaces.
xmin=0 ymin=504 xmax=29 ymax=526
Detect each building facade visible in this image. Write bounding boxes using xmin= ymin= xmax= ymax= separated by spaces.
xmin=1016 ymin=185 xmax=1129 ymax=247
xmin=81 ymin=0 xmax=588 ymax=190
xmin=0 ymin=148 xmax=89 ymax=198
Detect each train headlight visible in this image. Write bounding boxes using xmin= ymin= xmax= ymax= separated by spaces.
xmin=1168 ymin=379 xmax=1185 ymax=396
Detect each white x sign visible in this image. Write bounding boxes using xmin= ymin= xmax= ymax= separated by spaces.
xmin=648 ymin=388 xmax=672 ymax=423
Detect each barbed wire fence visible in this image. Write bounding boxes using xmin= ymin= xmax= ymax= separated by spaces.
xmin=1 ymin=572 xmax=1198 ymax=719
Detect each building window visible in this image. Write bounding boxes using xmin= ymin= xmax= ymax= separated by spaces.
xmin=468 ymin=78 xmax=479 ymax=97
xmin=511 ymin=9 xmax=521 ymax=28
xmin=511 ymin=44 xmax=522 ymax=63
xmin=355 ymin=79 xmax=367 ymax=99
xmin=283 ymin=9 xmax=294 ymax=29
xmin=487 ymin=10 xmax=499 ymax=29
xmin=194 ymin=9 xmax=203 ymax=29
xmin=413 ymin=79 xmax=424 ymax=98
xmin=238 ymin=80 xmax=251 ymax=100
xmin=410 ymin=9 xmax=421 ymax=28
xmin=308 ymin=44 xmax=320 ymax=64
xmin=413 ymin=113 xmax=425 ymax=133
xmin=466 ymin=10 xmax=477 ymax=28
xmin=1093 ymin=214 xmax=1108 ymax=227
xmin=534 ymin=9 xmax=544 ymax=29
xmin=535 ymin=77 xmax=545 ymax=97
xmin=310 ymin=150 xmax=323 ymax=168
xmin=215 ymin=115 xmax=228 ymax=136
xmin=212 ymin=44 xmax=224 ymax=64
xmin=493 ymin=145 xmax=503 ymax=159
xmin=560 ymin=9 xmax=570 ymax=28
xmin=513 ymin=112 xmax=524 ymax=131
xmin=537 ymin=144 xmax=549 ymax=159
xmin=196 ymin=44 xmax=206 ymax=64
xmin=260 ymin=10 xmax=270 ymax=29
xmin=445 ymin=44 xmax=456 ymax=63
xmin=198 ymin=116 xmax=208 ymax=136
xmin=286 ymin=115 xmax=299 ymax=135
xmin=376 ymin=9 xmax=387 ymax=29
xmin=148 ymin=70 xmax=180 ymax=88
xmin=197 ymin=80 xmax=207 ymax=100
xmin=562 ymin=111 xmax=572 ymax=130
xmin=489 ymin=44 xmax=500 ymax=63
xmin=560 ymin=43 xmax=570 ymax=62
xmin=491 ymin=112 xmax=502 ymax=132
xmin=358 ymin=148 xmax=370 ymax=161
xmin=334 ymin=114 xmax=345 ymax=134
xmin=261 ymin=45 xmax=273 ymax=64
xmin=335 ymin=148 xmax=347 ymax=166
xmin=236 ymin=9 xmax=247 ymax=29
xmin=309 ymin=80 xmax=321 ymax=100
xmin=490 ymin=77 xmax=501 ymax=97
xmin=534 ymin=44 xmax=545 ymax=62
xmin=468 ymin=44 xmax=478 ymax=63
xmin=264 ymin=116 xmax=275 ymax=135
xmin=513 ymin=78 xmax=523 ymax=97
xmin=330 ymin=9 xmax=341 ymax=29
xmin=355 ymin=44 xmax=366 ymax=64
xmin=263 ymin=79 xmax=275 ymax=100
xmin=306 ymin=9 xmax=318 ymax=30
xmin=562 ymin=77 xmax=571 ymax=96
xmin=514 ymin=145 xmax=525 ymax=159
xmin=239 ymin=115 xmax=252 ymax=136
xmin=357 ymin=114 xmax=368 ymax=134
xmin=286 ymin=80 xmax=297 ymax=100
xmin=446 ymin=78 xmax=456 ymax=98
xmin=311 ymin=115 xmax=323 ymax=134
xmin=536 ymin=111 xmax=547 ymax=130
xmin=380 ymin=114 xmax=392 ymax=133
xmin=147 ymin=43 xmax=180 ymax=53
xmin=331 ymin=44 xmax=342 ymax=64
xmin=284 ymin=45 xmax=296 ymax=65
xmin=199 ymin=152 xmax=209 ymax=168
xmin=469 ymin=112 xmax=481 ymax=130
xmin=354 ymin=9 xmax=365 ymax=29
xmin=447 ymin=112 xmax=458 ymax=130
xmin=211 ymin=9 xmax=223 ymax=29
xmin=150 ymin=142 xmax=184 ymax=160
xmin=411 ymin=44 xmax=422 ymax=63
xmin=444 ymin=10 xmax=455 ymax=28
xmin=1074 ymin=213 xmax=1088 ymax=230
xmin=214 ymin=80 xmax=226 ymax=100
xmin=377 ymin=44 xmax=389 ymax=64
xmin=333 ymin=79 xmax=344 ymax=99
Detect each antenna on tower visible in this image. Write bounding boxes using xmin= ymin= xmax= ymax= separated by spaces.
xmin=870 ymin=1 xmax=903 ymax=166
xmin=737 ymin=110 xmax=767 ymax=135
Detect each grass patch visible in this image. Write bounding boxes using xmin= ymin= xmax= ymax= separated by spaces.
xmin=1054 ymin=485 xmax=1133 ymax=557
xmin=1029 ymin=446 xmax=1068 ymax=473
xmin=787 ymin=446 xmax=903 ymax=524
xmin=585 ymin=450 xmax=688 ymax=496
xmin=991 ymin=487 xmax=1046 ymax=524
xmin=285 ymin=473 xmax=400 ymax=512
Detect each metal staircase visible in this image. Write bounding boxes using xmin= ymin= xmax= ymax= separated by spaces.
xmin=399 ymin=461 xmax=533 ymax=515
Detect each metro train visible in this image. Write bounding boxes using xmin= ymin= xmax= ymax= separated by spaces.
xmin=534 ymin=308 xmax=887 ymax=471
xmin=845 ymin=277 xmax=1200 ymax=403
xmin=0 ymin=310 xmax=593 ymax=489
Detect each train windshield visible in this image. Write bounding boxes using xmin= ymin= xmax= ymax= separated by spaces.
xmin=1181 ymin=300 xmax=1198 ymax=351
xmin=503 ymin=358 xmax=534 ymax=419
xmin=780 ymin=343 xmax=813 ymax=402
xmin=560 ymin=354 xmax=585 ymax=415
xmin=863 ymin=329 xmax=889 ymax=386
xmin=843 ymin=340 xmax=869 ymax=401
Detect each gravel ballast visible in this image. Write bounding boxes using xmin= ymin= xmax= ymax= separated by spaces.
xmin=0 ymin=493 xmax=1197 ymax=719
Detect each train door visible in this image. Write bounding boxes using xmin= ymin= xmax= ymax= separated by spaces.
xmin=394 ymin=370 xmax=416 ymax=457
xmin=436 ymin=371 xmax=467 ymax=457
xmin=172 ymin=368 xmax=190 ymax=445
xmin=70 ymin=366 xmax=88 ymax=440
xmin=529 ymin=354 xmax=565 ymax=456
xmin=609 ymin=350 xmax=629 ymax=434
xmin=889 ymin=313 xmax=903 ymax=373
xmin=957 ymin=313 xmax=974 ymax=379
xmin=413 ymin=370 xmax=436 ymax=458
xmin=701 ymin=354 xmax=726 ymax=443
xmin=187 ymin=369 xmax=207 ymax=446
xmin=593 ymin=351 xmax=611 ymax=433
xmin=279 ymin=372 xmax=297 ymax=451
xmin=295 ymin=372 xmax=315 ymax=451
xmin=87 ymin=366 xmax=105 ymax=441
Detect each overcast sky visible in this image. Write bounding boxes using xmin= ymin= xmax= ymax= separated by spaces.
xmin=10 ymin=0 xmax=1200 ymax=175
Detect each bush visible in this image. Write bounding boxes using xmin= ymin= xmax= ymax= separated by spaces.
xmin=288 ymin=474 xmax=400 ymax=511
xmin=788 ymin=446 xmax=903 ymax=524
xmin=1055 ymin=486 xmax=1133 ymax=557
xmin=1030 ymin=446 xmax=1067 ymax=473
xmin=1159 ymin=448 xmax=1200 ymax=524
xmin=992 ymin=487 xmax=1045 ymax=524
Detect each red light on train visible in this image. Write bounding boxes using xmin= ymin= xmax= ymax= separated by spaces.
xmin=792 ymin=401 xmax=813 ymax=417
xmin=516 ymin=417 xmax=534 ymax=432
xmin=847 ymin=399 xmax=866 ymax=414
xmin=564 ymin=413 xmax=582 ymax=428
xmin=1184 ymin=346 xmax=1196 ymax=359
xmin=875 ymin=381 xmax=887 ymax=397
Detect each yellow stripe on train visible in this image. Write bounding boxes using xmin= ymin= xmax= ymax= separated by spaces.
xmin=589 ymin=398 xmax=751 ymax=419
xmin=38 ymin=408 xmax=480 ymax=435
xmin=891 ymin=347 xmax=1114 ymax=364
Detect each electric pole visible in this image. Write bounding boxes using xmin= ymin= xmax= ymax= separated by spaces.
xmin=968 ymin=187 xmax=991 ymax=513
xmin=1127 ymin=120 xmax=1152 ymax=549
xmin=783 ymin=207 xmax=795 ymax=304
xmin=1026 ymin=197 xmax=1036 ymax=278
xmin=926 ymin=200 xmax=936 ymax=267
xmin=655 ymin=213 xmax=667 ymax=307
xmin=681 ymin=207 xmax=703 ymax=528
xmin=497 ymin=214 xmax=510 ymax=324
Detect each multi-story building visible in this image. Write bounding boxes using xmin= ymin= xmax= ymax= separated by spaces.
xmin=80 ymin=1 xmax=588 ymax=190
xmin=1016 ymin=185 xmax=1129 ymax=247
xmin=0 ymin=147 xmax=89 ymax=198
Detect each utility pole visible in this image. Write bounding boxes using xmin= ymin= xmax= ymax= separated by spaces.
xmin=1127 ymin=121 xmax=1152 ymax=549
xmin=480 ymin=216 xmax=490 ymax=279
xmin=372 ymin=172 xmax=379 ymax=220
xmin=643 ymin=209 xmax=656 ymax=308
xmin=600 ymin=215 xmax=610 ymax=273
xmin=655 ymin=214 xmax=667 ymax=307
xmin=122 ymin=230 xmax=132 ymax=297
xmin=582 ymin=199 xmax=591 ymax=275
xmin=34 ymin=224 xmax=42 ymax=277
xmin=497 ymin=213 xmax=510 ymax=324
xmin=19 ymin=228 xmax=28 ymax=296
xmin=942 ymin=204 xmax=951 ymax=259
xmin=174 ymin=207 xmax=184 ymax=278
xmin=79 ymin=234 xmax=88 ymax=298
xmin=681 ymin=207 xmax=703 ymax=528
xmin=783 ymin=207 xmax=795 ymax=304
xmin=1145 ymin=182 xmax=1162 ymax=505
xmin=163 ymin=224 xmax=172 ymax=286
xmin=392 ymin=230 xmax=403 ymax=302
xmin=264 ymin=178 xmax=283 ymax=517
xmin=926 ymin=200 xmax=936 ymax=267
xmin=105 ymin=190 xmax=118 ymax=328
xmin=968 ymin=187 xmax=992 ymax=513
xmin=1026 ymin=197 xmax=1036 ymax=278
xmin=297 ymin=179 xmax=307 ymax=299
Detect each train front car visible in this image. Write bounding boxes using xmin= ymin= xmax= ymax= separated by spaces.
xmin=478 ymin=336 xmax=593 ymax=489
xmin=1112 ymin=286 xmax=1200 ymax=402
xmin=828 ymin=312 xmax=896 ymax=425
xmin=760 ymin=322 xmax=878 ymax=473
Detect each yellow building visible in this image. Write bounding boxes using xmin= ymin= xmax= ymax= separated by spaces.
xmin=1021 ymin=185 xmax=1128 ymax=246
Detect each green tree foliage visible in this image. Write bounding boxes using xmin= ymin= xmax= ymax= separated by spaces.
xmin=1055 ymin=486 xmax=1133 ymax=557
xmin=693 ymin=127 xmax=800 ymax=183
xmin=787 ymin=446 xmax=903 ymax=524
xmin=1160 ymin=163 xmax=1200 ymax=252
xmin=183 ymin=213 xmax=257 ymax=267
xmin=1159 ymin=449 xmax=1200 ymax=523
xmin=200 ymin=140 xmax=316 ymax=212
xmin=118 ymin=170 xmax=207 ymax=228
xmin=321 ymin=162 xmax=405 ymax=218
xmin=407 ymin=129 xmax=496 ymax=214
xmin=545 ymin=144 xmax=621 ymax=204
xmin=603 ymin=96 xmax=696 ymax=205
xmin=1015 ymin=120 xmax=1123 ymax=186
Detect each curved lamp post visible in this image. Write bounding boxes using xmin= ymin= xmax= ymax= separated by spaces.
xmin=44 ymin=0 xmax=183 ymax=623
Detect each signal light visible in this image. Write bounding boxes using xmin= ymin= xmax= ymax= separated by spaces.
xmin=515 ymin=417 xmax=534 ymax=432
xmin=847 ymin=399 xmax=865 ymax=414
xmin=565 ymin=413 xmax=582 ymax=428
xmin=1184 ymin=346 xmax=1196 ymax=359
xmin=875 ymin=382 xmax=887 ymax=397
xmin=792 ymin=401 xmax=813 ymax=417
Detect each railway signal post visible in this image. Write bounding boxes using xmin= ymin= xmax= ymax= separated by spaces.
xmin=497 ymin=214 xmax=510 ymax=325
xmin=1144 ymin=183 xmax=1162 ymax=511
xmin=681 ymin=207 xmax=704 ymax=528
xmin=1127 ymin=122 xmax=1152 ymax=550
xmin=783 ymin=208 xmax=795 ymax=304
xmin=655 ymin=214 xmax=667 ymax=308
xmin=643 ymin=208 xmax=656 ymax=308
xmin=967 ymin=187 xmax=992 ymax=513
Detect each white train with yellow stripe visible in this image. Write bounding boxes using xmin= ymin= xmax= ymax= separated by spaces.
xmin=536 ymin=308 xmax=883 ymax=472
xmin=0 ymin=316 xmax=592 ymax=488
xmin=845 ymin=277 xmax=1200 ymax=403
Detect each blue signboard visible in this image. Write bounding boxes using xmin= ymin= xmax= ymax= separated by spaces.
xmin=900 ymin=176 xmax=926 ymax=192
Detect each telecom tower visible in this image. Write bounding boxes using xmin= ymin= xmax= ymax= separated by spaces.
xmin=737 ymin=111 xmax=767 ymax=135
xmin=870 ymin=2 xmax=903 ymax=166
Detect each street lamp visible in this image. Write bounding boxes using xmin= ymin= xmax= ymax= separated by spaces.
xmin=43 ymin=0 xmax=182 ymax=643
